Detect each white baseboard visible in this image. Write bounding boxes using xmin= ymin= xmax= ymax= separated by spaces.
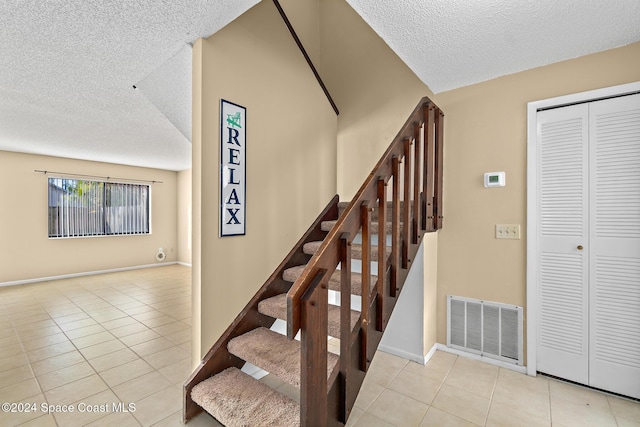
xmin=378 ymin=344 xmax=425 ymax=365
xmin=0 ymin=262 xmax=181 ymax=288
xmin=177 ymin=261 xmax=192 ymax=267
xmin=435 ymin=343 xmax=528 ymax=374
xmin=423 ymin=343 xmax=438 ymax=365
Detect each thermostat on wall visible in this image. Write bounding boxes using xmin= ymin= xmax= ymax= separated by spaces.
xmin=484 ymin=171 xmax=505 ymax=188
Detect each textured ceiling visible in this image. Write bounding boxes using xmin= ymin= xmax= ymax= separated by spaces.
xmin=1 ymin=0 xmax=639 ymax=171
xmin=347 ymin=0 xmax=640 ymax=93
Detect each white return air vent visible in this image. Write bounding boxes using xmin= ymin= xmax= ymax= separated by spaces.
xmin=447 ymin=296 xmax=523 ymax=365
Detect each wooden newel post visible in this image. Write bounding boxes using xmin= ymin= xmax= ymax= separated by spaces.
xmin=300 ymin=269 xmax=328 ymax=427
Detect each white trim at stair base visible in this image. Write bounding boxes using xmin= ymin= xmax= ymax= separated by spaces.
xmin=378 ymin=344 xmax=427 ymax=365
xmin=0 ymin=262 xmax=180 ymax=288
xmin=435 ymin=343 xmax=527 ymax=374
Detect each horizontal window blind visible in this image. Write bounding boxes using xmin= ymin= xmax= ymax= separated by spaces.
xmin=48 ymin=178 xmax=149 ymax=238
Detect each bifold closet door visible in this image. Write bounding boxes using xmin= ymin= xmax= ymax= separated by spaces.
xmin=588 ymin=93 xmax=640 ymax=399
xmin=536 ymin=104 xmax=590 ymax=385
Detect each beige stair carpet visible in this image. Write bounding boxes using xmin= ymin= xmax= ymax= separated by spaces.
xmin=227 ymin=327 xmax=338 ymax=387
xmin=258 ymin=293 xmax=360 ymax=339
xmin=191 ymin=367 xmax=299 ymax=427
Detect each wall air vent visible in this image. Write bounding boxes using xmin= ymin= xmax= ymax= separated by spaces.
xmin=447 ymin=295 xmax=523 ymax=365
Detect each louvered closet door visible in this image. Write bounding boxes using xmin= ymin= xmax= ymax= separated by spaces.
xmin=536 ymin=104 xmax=590 ymax=384
xmin=588 ymin=94 xmax=640 ymax=399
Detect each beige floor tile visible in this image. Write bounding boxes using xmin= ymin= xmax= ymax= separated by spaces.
xmin=112 ymin=371 xmax=173 ymax=403
xmin=122 ymin=305 xmax=156 ymax=316
xmin=84 ymin=411 xmax=141 ymax=427
xmin=345 ymin=406 xmax=365 ymax=427
xmin=20 ymin=332 xmax=70 ymax=352
xmin=367 ymin=388 xmax=429 ymax=426
xmin=486 ymin=400 xmax=551 ymax=427
xmin=131 ymin=337 xmax=175 ymax=358
xmin=100 ymin=358 xmax=154 ymax=387
xmin=408 ymin=350 xmax=457 ymax=383
xmin=51 ymin=389 xmax=118 ymax=427
xmin=44 ymin=374 xmax=109 ymax=405
xmin=180 ymin=410 xmax=225 ymax=427
xmin=616 ymin=417 xmax=640 ymax=427
xmin=47 ymin=306 xmax=84 ymax=319
xmin=144 ymin=346 xmax=190 ymax=370
xmin=101 ymin=316 xmax=138 ymax=330
xmin=119 ymin=329 xmax=163 ymax=347
xmin=550 ymin=395 xmax=618 ymax=427
xmin=351 ymin=408 xmax=396 ymax=426
xmin=158 ymin=357 xmax=192 ymax=385
xmin=497 ymin=368 xmax=549 ymax=395
xmin=57 ymin=317 xmax=99 ymax=332
xmin=64 ymin=324 xmax=107 ymax=339
xmin=387 ymin=368 xmax=442 ymax=405
xmin=445 ymin=356 xmax=499 ymax=398
xmin=152 ymin=321 xmax=190 ymax=337
xmin=26 ymin=340 xmax=75 ymax=363
xmin=608 ymin=395 xmax=640 ymax=422
xmin=90 ymin=310 xmax=129 ymax=323
xmin=110 ymin=322 xmax=150 ymax=338
xmin=431 ymin=384 xmax=491 ymax=426
xmin=549 ymin=379 xmax=611 ymax=412
xmin=0 ymin=363 xmax=34 ymax=387
xmin=37 ymin=360 xmax=95 ymax=391
xmin=16 ymin=413 xmax=58 ymax=427
xmin=11 ymin=314 xmax=52 ymax=327
xmin=420 ymin=406 xmax=479 ymax=426
xmin=164 ymin=328 xmax=191 ymax=345
xmin=80 ymin=338 xmax=127 ymax=359
xmin=53 ymin=312 xmax=92 ymax=326
xmin=71 ymin=331 xmax=116 ymax=349
xmin=0 ymin=378 xmax=42 ymax=402
xmin=138 ymin=315 xmax=177 ymax=328
xmin=492 ymin=374 xmax=550 ymax=420
xmin=89 ymin=348 xmax=140 ymax=372
xmin=365 ymin=351 xmax=408 ymax=387
xmin=16 ymin=325 xmax=62 ymax=341
xmin=131 ymin=384 xmax=182 ymax=426
xmin=0 ymin=394 xmax=47 ymax=426
xmin=30 ymin=350 xmax=85 ymax=376
xmin=0 ymin=342 xmax=25 ymax=358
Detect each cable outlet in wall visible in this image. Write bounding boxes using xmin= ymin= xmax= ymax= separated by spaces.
xmin=496 ymin=224 xmax=520 ymax=239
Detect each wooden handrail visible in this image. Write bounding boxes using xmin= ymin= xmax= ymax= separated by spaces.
xmin=286 ymin=96 xmax=444 ymax=425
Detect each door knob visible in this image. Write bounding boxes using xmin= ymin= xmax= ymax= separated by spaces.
xmin=577 ymin=245 xmax=584 ymax=250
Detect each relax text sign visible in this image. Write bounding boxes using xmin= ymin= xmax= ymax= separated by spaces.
xmin=220 ymin=99 xmax=246 ymax=236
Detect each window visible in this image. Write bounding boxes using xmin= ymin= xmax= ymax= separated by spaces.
xmin=48 ymin=178 xmax=150 ymax=238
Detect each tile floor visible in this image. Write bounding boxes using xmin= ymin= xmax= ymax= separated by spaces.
xmin=1 ymin=266 xmax=638 ymax=426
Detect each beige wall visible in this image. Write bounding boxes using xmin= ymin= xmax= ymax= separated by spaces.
xmin=320 ymin=0 xmax=440 ymax=353
xmin=191 ymin=0 xmax=337 ymax=363
xmin=320 ymin=0 xmax=436 ymax=201
xmin=177 ymin=169 xmax=192 ymax=265
xmin=434 ymin=42 xmax=640 ymax=346
xmin=0 ymin=151 xmax=179 ymax=284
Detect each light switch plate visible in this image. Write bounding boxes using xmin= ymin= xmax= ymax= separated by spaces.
xmin=496 ymin=224 xmax=520 ymax=239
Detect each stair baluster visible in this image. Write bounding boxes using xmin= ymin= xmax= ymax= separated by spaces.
xmin=184 ymin=97 xmax=444 ymax=426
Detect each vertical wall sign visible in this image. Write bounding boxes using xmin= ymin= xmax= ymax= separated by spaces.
xmin=220 ymin=99 xmax=246 ymax=236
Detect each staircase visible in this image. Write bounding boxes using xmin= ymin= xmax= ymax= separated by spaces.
xmin=184 ymin=97 xmax=444 ymax=426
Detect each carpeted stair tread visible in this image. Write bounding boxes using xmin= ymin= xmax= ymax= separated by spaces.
xmin=321 ymin=220 xmax=402 ymax=234
xmin=258 ymin=294 xmax=361 ymax=339
xmin=191 ymin=367 xmax=299 ymax=427
xmin=228 ymin=327 xmax=338 ymax=387
xmin=283 ymin=266 xmax=375 ymax=297
xmin=304 ymin=240 xmax=391 ymax=261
